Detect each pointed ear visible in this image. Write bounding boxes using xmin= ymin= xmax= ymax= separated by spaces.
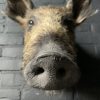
xmin=66 ymin=0 xmax=98 ymax=25
xmin=6 ymin=0 xmax=34 ymax=25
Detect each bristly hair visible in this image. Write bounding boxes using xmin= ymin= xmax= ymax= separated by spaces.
xmin=76 ymin=2 xmax=99 ymax=24
xmin=66 ymin=0 xmax=99 ymax=25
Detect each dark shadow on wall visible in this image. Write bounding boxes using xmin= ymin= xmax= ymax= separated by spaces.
xmin=71 ymin=44 xmax=100 ymax=100
xmin=76 ymin=44 xmax=100 ymax=87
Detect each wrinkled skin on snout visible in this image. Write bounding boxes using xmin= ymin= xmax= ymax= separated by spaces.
xmin=6 ymin=0 xmax=95 ymax=90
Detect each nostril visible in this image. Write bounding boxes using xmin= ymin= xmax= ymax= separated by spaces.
xmin=32 ymin=67 xmax=44 ymax=76
xmin=56 ymin=68 xmax=66 ymax=79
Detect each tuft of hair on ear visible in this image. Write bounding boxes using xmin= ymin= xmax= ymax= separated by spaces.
xmin=6 ymin=0 xmax=27 ymax=17
xmin=66 ymin=0 xmax=73 ymax=12
xmin=6 ymin=0 xmax=34 ymax=17
xmin=66 ymin=0 xmax=99 ymax=25
xmin=75 ymin=1 xmax=99 ymax=25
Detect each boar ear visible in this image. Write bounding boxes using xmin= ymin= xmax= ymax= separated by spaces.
xmin=66 ymin=0 xmax=98 ymax=25
xmin=6 ymin=0 xmax=34 ymax=25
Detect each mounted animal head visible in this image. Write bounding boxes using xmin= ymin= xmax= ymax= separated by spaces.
xmin=6 ymin=0 xmax=96 ymax=90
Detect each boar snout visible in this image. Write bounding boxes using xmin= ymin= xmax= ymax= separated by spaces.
xmin=24 ymin=42 xmax=80 ymax=90
xmin=32 ymin=54 xmax=69 ymax=79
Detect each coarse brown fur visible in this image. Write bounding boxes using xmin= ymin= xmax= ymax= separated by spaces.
xmin=6 ymin=0 xmax=97 ymax=91
xmin=23 ymin=6 xmax=76 ymax=68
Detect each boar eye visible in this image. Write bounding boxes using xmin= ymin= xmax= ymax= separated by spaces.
xmin=28 ymin=20 xmax=34 ymax=26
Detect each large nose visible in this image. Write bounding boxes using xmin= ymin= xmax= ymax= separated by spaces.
xmin=25 ymin=41 xmax=80 ymax=90
xmin=32 ymin=54 xmax=70 ymax=80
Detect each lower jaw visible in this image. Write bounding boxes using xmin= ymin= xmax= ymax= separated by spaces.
xmin=32 ymin=84 xmax=67 ymax=91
